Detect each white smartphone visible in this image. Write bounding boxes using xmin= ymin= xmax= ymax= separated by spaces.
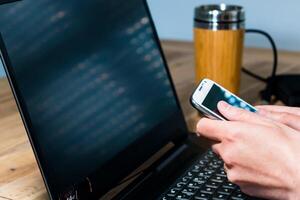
xmin=190 ymin=78 xmax=257 ymax=120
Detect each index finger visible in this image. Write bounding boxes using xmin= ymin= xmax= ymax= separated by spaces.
xmin=218 ymin=101 xmax=271 ymax=126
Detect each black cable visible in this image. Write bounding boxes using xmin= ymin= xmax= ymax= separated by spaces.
xmin=242 ymin=29 xmax=278 ymax=82
xmin=242 ymin=67 xmax=267 ymax=82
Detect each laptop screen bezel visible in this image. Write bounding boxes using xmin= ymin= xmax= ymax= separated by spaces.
xmin=0 ymin=0 xmax=189 ymax=198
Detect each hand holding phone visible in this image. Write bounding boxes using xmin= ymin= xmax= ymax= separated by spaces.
xmin=190 ymin=78 xmax=257 ymax=120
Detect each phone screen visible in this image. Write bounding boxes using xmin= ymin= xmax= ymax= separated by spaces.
xmin=202 ymin=84 xmax=256 ymax=115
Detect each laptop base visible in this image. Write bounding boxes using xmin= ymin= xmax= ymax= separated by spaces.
xmin=116 ymin=135 xmax=262 ymax=200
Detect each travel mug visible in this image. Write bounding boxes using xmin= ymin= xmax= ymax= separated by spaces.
xmin=194 ymin=4 xmax=245 ymax=94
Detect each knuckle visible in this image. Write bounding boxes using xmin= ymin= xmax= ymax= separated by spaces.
xmin=196 ymin=118 xmax=208 ymax=132
xmin=226 ymin=170 xmax=238 ymax=183
xmin=270 ymin=124 xmax=284 ymax=134
xmin=211 ymin=145 xmax=218 ymax=153
xmin=221 ymin=150 xmax=234 ymax=166
xmin=231 ymin=129 xmax=241 ymax=139
xmin=278 ymin=113 xmax=290 ymax=123
xmin=212 ymin=144 xmax=221 ymax=155
xmin=226 ymin=128 xmax=241 ymax=142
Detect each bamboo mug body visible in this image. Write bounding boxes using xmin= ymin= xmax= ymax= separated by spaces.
xmin=194 ymin=4 xmax=245 ymax=94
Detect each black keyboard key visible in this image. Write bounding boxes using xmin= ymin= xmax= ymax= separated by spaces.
xmin=193 ymin=164 xmax=202 ymax=170
xmin=181 ymin=188 xmax=197 ymax=196
xmin=175 ymin=193 xmax=191 ymax=200
xmin=203 ymin=166 xmax=215 ymax=173
xmin=231 ymin=190 xmax=249 ymax=200
xmin=181 ymin=176 xmax=192 ymax=183
xmin=166 ymin=188 xmax=181 ymax=197
xmin=216 ymin=186 xmax=234 ymax=195
xmin=222 ymin=181 xmax=236 ymax=189
xmin=210 ymin=174 xmax=226 ymax=183
xmin=198 ymin=160 xmax=208 ymax=166
xmin=187 ymin=181 xmax=201 ymax=189
xmin=193 ymin=192 xmax=210 ymax=200
xmin=203 ymin=154 xmax=212 ymax=160
xmin=211 ymin=157 xmax=223 ymax=163
xmin=176 ymin=182 xmax=187 ymax=189
xmin=159 ymin=150 xmax=261 ymax=200
xmin=208 ymin=161 xmax=222 ymax=169
xmin=196 ymin=175 xmax=210 ymax=182
xmin=185 ymin=171 xmax=198 ymax=178
xmin=205 ymin=180 xmax=221 ymax=189
xmin=216 ymin=170 xmax=227 ymax=178
xmin=200 ymin=186 xmax=215 ymax=195
xmin=187 ymin=182 xmax=202 ymax=189
xmin=161 ymin=196 xmax=173 ymax=200
xmin=192 ymin=177 xmax=205 ymax=184
xmin=207 ymin=150 xmax=214 ymax=155
xmin=185 ymin=186 xmax=199 ymax=193
xmin=201 ymin=157 xmax=210 ymax=164
xmin=198 ymin=171 xmax=213 ymax=178
xmin=212 ymin=192 xmax=230 ymax=200
xmin=191 ymin=165 xmax=202 ymax=173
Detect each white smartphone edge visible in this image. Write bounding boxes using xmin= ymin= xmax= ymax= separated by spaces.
xmin=190 ymin=78 xmax=257 ymax=121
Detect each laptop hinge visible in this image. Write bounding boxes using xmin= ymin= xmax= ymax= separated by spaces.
xmin=109 ymin=142 xmax=189 ymax=199
xmin=155 ymin=143 xmax=188 ymax=172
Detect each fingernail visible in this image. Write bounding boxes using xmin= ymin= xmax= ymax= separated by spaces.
xmin=218 ymin=101 xmax=229 ymax=110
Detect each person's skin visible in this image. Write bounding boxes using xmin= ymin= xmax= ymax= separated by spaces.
xmin=196 ymin=101 xmax=300 ymax=200
xmin=256 ymin=105 xmax=300 ymax=131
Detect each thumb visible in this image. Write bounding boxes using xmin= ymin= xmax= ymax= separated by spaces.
xmin=217 ymin=101 xmax=265 ymax=124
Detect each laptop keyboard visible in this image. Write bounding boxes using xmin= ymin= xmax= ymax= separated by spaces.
xmin=159 ymin=149 xmax=258 ymax=200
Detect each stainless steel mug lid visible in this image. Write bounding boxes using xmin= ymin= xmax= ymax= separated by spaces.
xmin=195 ymin=4 xmax=245 ymax=23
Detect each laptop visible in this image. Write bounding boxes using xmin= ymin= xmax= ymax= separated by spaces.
xmin=0 ymin=0 xmax=261 ymax=199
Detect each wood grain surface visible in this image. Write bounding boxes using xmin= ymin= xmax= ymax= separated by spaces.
xmin=1 ymin=40 xmax=300 ymax=200
xmin=194 ymin=28 xmax=244 ymax=94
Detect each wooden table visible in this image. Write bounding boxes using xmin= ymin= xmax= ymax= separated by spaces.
xmin=1 ymin=40 xmax=300 ymax=200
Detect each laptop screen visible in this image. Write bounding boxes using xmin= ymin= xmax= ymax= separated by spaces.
xmin=0 ymin=0 xmax=187 ymax=198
